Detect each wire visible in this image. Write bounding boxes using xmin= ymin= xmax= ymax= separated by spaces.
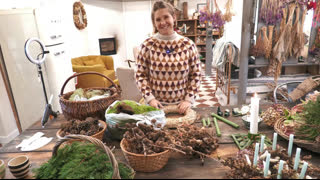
xmin=37 ymin=53 xmax=44 ymax=60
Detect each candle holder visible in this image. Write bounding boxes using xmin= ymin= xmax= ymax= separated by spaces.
xmin=231 ymin=132 xmax=272 ymax=150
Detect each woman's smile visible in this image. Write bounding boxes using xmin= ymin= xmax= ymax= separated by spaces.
xmin=154 ymin=8 xmax=176 ymax=35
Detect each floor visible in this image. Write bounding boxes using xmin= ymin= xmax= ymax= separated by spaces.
xmin=194 ymin=65 xmax=221 ymax=108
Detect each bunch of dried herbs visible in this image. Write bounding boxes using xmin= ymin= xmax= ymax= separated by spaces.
xmin=33 ymin=142 xmax=133 ymax=179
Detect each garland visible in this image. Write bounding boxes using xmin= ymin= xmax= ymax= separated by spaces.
xmin=73 ymin=1 xmax=87 ymax=30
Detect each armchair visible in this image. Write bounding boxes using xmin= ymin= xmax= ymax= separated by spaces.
xmin=71 ymin=55 xmax=118 ymax=88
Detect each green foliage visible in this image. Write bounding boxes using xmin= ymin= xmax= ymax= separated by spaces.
xmin=33 ymin=142 xmax=133 ymax=179
xmin=107 ymin=100 xmax=159 ymax=114
xmin=295 ymin=96 xmax=320 ymax=141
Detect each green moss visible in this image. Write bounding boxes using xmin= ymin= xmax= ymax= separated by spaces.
xmin=33 ymin=142 xmax=133 ymax=179
xmin=107 ymin=100 xmax=159 ymax=114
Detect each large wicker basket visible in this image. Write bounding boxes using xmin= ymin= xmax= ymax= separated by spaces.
xmin=53 ymin=135 xmax=135 ymax=179
xmin=120 ymin=138 xmax=170 ymax=173
xmin=59 ymin=72 xmax=121 ymax=120
xmin=56 ymin=120 xmax=107 ymax=141
xmin=163 ymin=105 xmax=197 ymax=128
xmin=274 ymin=118 xmax=320 ymax=153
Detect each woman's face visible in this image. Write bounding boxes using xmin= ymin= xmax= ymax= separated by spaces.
xmin=154 ymin=8 xmax=176 ymax=35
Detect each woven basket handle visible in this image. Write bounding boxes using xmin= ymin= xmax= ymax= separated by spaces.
xmin=60 ymin=71 xmax=120 ymax=96
xmin=52 ymin=134 xmax=121 ymax=179
xmin=312 ymin=75 xmax=320 ymax=84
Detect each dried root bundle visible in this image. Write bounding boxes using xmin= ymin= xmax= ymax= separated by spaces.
xmin=123 ymin=122 xmax=173 ymax=155
xmin=123 ymin=123 xmax=219 ymax=158
xmin=169 ymin=124 xmax=219 ymax=157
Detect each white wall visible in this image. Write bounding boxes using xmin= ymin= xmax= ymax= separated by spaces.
xmin=83 ymin=0 xmax=127 ymax=68
xmin=0 ymin=73 xmax=19 ymax=143
xmin=178 ymin=0 xmax=243 ymax=49
xmin=122 ymin=1 xmax=154 ymax=61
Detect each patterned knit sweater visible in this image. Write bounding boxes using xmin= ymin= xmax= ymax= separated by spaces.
xmin=136 ymin=32 xmax=201 ymax=104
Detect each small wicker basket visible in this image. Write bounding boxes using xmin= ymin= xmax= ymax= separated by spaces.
xmin=274 ymin=118 xmax=320 ymax=153
xmin=120 ymin=138 xmax=170 ymax=173
xmin=53 ymin=135 xmax=135 ymax=179
xmin=288 ymin=76 xmax=320 ymax=102
xmin=59 ymin=72 xmax=121 ymax=120
xmin=163 ymin=105 xmax=197 ymax=128
xmin=56 ymin=120 xmax=107 ymax=141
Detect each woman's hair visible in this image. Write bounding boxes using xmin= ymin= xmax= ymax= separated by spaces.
xmin=151 ymin=1 xmax=176 ymax=33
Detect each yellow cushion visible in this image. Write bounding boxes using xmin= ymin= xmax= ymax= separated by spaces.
xmin=83 ymin=57 xmax=105 ymax=66
xmin=72 ymin=64 xmax=106 ymax=73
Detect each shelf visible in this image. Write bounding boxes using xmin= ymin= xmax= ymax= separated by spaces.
xmin=231 ymin=74 xmax=311 ymax=84
xmin=197 ymin=34 xmax=220 ymax=37
xmin=177 ymin=19 xmax=198 ymax=21
xmin=248 ymin=62 xmax=319 ymax=68
xmin=196 ymin=42 xmax=216 ymax=45
xmin=180 ymin=34 xmax=196 ymax=37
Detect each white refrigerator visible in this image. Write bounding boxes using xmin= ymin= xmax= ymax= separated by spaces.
xmin=0 ymin=9 xmax=74 ymax=131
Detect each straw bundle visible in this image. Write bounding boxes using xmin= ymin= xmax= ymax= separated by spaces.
xmin=223 ymin=0 xmax=235 ymax=22
xmin=250 ymin=27 xmax=266 ymax=57
xmin=272 ymin=5 xmax=296 ymax=82
xmin=293 ymin=8 xmax=307 ymax=58
xmin=265 ymin=26 xmax=274 ymax=59
xmin=290 ymin=6 xmax=300 ymax=57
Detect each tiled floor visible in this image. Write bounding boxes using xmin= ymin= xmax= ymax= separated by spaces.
xmin=194 ymin=66 xmax=220 ymax=108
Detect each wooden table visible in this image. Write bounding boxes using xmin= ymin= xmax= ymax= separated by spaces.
xmin=0 ymin=105 xmax=319 ymax=179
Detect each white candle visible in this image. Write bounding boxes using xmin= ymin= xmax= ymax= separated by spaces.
xmin=245 ymin=154 xmax=252 ymax=166
xmin=294 ymin=148 xmax=301 ymax=170
xmin=277 ymin=160 xmax=285 ymax=179
xmin=272 ymin=133 xmax=278 ymax=150
xmin=250 ymin=93 xmax=260 ymax=134
xmin=260 ymin=135 xmax=265 ymax=153
xmin=288 ymin=134 xmax=294 ymax=157
xmin=253 ymin=143 xmax=260 ymax=167
xmin=264 ymin=153 xmax=271 ymax=177
xmin=299 ymin=162 xmax=308 ymax=179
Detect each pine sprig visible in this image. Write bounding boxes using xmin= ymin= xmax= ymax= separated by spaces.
xmin=295 ymin=96 xmax=320 ymax=141
xmin=33 ymin=142 xmax=133 ymax=179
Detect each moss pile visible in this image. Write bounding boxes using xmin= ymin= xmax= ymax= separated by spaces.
xmin=33 ymin=142 xmax=133 ymax=179
xmin=107 ymin=100 xmax=159 ymax=114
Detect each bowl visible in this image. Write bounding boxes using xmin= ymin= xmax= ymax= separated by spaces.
xmin=8 ymin=155 xmax=30 ymax=179
xmin=0 ymin=160 xmax=5 ymax=179
xmin=242 ymin=115 xmax=262 ymax=129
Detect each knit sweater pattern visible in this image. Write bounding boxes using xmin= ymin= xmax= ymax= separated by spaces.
xmin=136 ymin=33 xmax=201 ymax=104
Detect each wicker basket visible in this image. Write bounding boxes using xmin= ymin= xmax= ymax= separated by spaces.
xmin=274 ymin=118 xmax=320 ymax=153
xmin=56 ymin=120 xmax=107 ymax=141
xmin=163 ymin=105 xmax=197 ymax=128
xmin=120 ymin=138 xmax=170 ymax=172
xmin=288 ymin=76 xmax=320 ymax=102
xmin=59 ymin=72 xmax=121 ymax=120
xmin=53 ymin=134 xmax=135 ymax=179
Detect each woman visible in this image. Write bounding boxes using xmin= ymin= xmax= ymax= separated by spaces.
xmin=135 ymin=0 xmax=201 ymax=114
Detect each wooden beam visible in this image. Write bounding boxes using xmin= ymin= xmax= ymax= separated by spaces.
xmin=205 ymin=26 xmax=213 ymax=76
xmin=237 ymin=0 xmax=255 ymax=105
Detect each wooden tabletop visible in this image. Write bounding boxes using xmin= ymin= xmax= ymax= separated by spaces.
xmin=0 ymin=105 xmax=319 ymax=179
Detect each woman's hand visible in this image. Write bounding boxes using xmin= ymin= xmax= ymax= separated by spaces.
xmin=149 ymin=99 xmax=163 ymax=109
xmin=178 ymin=101 xmax=191 ymax=114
